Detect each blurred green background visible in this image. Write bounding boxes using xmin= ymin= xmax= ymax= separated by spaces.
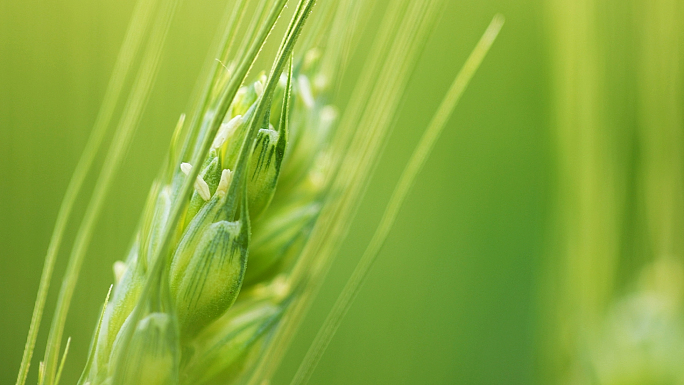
xmin=4 ymin=0 xmax=677 ymax=384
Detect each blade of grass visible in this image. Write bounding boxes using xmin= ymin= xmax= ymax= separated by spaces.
xmin=53 ymin=337 xmax=71 ymax=385
xmin=14 ymin=1 xmax=158 ymax=384
xmin=232 ymin=0 xmax=272 ymax=69
xmin=290 ymin=14 xmax=504 ymax=385
xmin=298 ymin=2 xmax=337 ymax=52
xmin=319 ymin=0 xmax=367 ymax=94
xmin=40 ymin=1 xmax=180 ymax=383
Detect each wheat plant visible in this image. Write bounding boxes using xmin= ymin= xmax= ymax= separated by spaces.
xmin=14 ymin=1 xmax=502 ymax=384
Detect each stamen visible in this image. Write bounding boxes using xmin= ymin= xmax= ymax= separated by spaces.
xmin=216 ymin=169 xmax=233 ymax=197
xmin=195 ymin=177 xmax=211 ymax=201
xmin=181 ymin=162 xmax=210 ymax=200
xmin=180 ymin=162 xmax=193 ymax=175
xmin=212 ymin=115 xmax=243 ymax=149
xmin=279 ymin=73 xmax=289 ymax=87
xmin=113 ymin=261 xmax=127 ymax=283
xmin=254 ymin=80 xmax=264 ymax=98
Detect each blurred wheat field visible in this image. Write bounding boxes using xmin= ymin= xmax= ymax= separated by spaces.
xmin=543 ymin=0 xmax=684 ymax=384
xmin=4 ymin=0 xmax=547 ymax=384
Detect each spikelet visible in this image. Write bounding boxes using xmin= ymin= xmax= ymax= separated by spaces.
xmin=77 ymin=1 xmax=324 ymax=383
xmin=80 ymin=70 xmax=296 ymax=383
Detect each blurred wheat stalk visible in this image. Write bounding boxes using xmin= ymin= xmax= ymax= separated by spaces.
xmin=544 ymin=0 xmax=684 ymax=383
xmin=15 ymin=1 xmax=502 ymax=384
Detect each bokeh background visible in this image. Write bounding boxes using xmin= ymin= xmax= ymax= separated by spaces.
xmin=1 ymin=0 xmax=681 ymax=384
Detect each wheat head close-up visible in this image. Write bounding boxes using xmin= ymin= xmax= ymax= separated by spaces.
xmin=3 ymin=0 xmax=680 ymax=384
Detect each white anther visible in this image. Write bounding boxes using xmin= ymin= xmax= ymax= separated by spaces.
xmin=297 ymin=75 xmax=315 ymax=109
xmin=195 ymin=176 xmax=211 ymax=201
xmin=216 ymin=169 xmax=233 ymax=197
xmin=180 ymin=162 xmax=193 ymax=175
xmin=279 ymin=73 xmax=288 ymax=87
xmin=254 ymin=80 xmax=264 ymax=98
xmin=212 ymin=115 xmax=243 ymax=149
xmin=181 ymin=162 xmax=210 ymax=201
xmin=113 ymin=261 xmax=127 ymax=283
xmin=212 ymin=129 xmax=227 ymax=149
